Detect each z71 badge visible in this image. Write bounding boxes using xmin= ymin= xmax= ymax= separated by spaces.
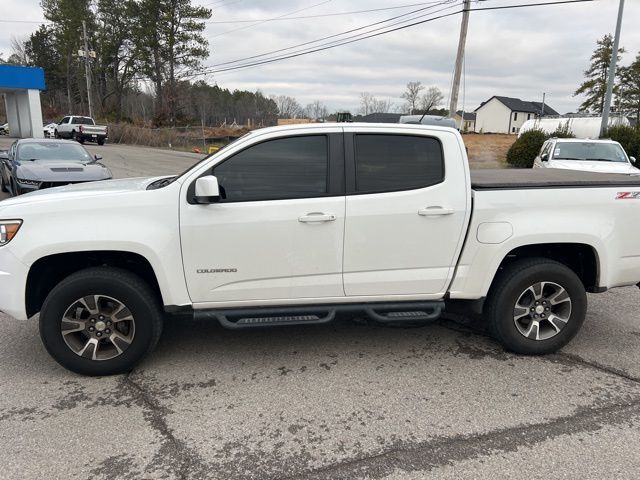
xmin=616 ymin=192 xmax=640 ymax=200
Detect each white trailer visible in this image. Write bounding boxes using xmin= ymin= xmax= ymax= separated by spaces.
xmin=518 ymin=116 xmax=630 ymax=139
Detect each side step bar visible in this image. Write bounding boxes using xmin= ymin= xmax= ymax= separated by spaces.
xmin=194 ymin=301 xmax=444 ymax=329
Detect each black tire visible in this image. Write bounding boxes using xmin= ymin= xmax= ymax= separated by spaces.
xmin=54 ymin=130 xmax=59 ymax=139
xmin=72 ymin=131 xmax=84 ymax=143
xmin=0 ymin=172 xmax=7 ymax=193
xmin=39 ymin=267 xmax=164 ymax=376
xmin=485 ymin=258 xmax=587 ymax=355
xmin=97 ymin=138 xmax=105 ymax=146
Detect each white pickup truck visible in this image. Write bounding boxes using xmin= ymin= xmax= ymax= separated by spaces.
xmin=1 ymin=123 xmax=640 ymax=376
xmin=54 ymin=116 xmax=108 ymax=145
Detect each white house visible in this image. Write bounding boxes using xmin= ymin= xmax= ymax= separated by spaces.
xmin=474 ymin=96 xmax=559 ymax=134
xmin=453 ymin=110 xmax=475 ymax=132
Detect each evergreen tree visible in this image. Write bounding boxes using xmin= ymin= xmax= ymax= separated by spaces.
xmin=618 ymin=54 xmax=640 ymax=123
xmin=574 ymin=34 xmax=625 ymax=114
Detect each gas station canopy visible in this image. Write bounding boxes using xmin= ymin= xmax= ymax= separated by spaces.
xmin=0 ymin=64 xmax=46 ymax=138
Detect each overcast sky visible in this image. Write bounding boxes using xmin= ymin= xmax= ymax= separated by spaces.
xmin=2 ymin=0 xmax=639 ymax=114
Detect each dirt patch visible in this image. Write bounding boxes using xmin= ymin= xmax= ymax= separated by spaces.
xmin=463 ymin=133 xmax=516 ymax=169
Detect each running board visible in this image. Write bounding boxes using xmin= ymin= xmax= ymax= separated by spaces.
xmin=194 ymin=301 xmax=444 ymax=329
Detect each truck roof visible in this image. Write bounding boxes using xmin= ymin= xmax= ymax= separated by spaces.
xmin=246 ymin=122 xmax=460 ymax=137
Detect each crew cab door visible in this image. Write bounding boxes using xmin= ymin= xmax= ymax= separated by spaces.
xmin=342 ymin=127 xmax=470 ymax=296
xmin=180 ymin=131 xmax=346 ymax=304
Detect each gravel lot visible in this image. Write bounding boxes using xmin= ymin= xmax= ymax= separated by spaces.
xmin=1 ymin=137 xmax=640 ymax=479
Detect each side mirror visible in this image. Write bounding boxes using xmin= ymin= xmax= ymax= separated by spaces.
xmin=630 ymin=156 xmax=636 ymax=165
xmin=94 ymin=154 xmax=102 ymax=161
xmin=194 ymin=175 xmax=220 ymax=204
xmin=540 ymin=153 xmax=549 ymax=162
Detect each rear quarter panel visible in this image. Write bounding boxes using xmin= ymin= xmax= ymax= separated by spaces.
xmin=449 ymin=186 xmax=640 ymax=299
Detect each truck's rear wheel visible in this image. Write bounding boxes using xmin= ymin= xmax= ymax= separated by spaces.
xmin=97 ymin=138 xmax=105 ymax=146
xmin=39 ymin=267 xmax=163 ymax=376
xmin=485 ymin=258 xmax=587 ymax=355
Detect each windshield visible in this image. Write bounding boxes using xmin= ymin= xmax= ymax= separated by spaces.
xmin=17 ymin=142 xmax=93 ymax=162
xmin=552 ymin=142 xmax=628 ymax=163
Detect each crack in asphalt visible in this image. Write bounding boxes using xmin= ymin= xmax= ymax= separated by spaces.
xmin=119 ymin=371 xmax=209 ymax=479
xmin=282 ymin=399 xmax=640 ymax=480
xmin=555 ymin=352 xmax=640 ymax=384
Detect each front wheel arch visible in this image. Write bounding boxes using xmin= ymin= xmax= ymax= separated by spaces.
xmin=25 ymin=250 xmax=164 ymax=318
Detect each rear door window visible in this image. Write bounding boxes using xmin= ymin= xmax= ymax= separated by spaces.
xmin=354 ymin=134 xmax=444 ymax=193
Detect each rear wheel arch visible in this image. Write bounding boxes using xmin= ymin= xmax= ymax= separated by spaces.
xmin=26 ymin=251 xmax=164 ymax=318
xmin=489 ymin=243 xmax=600 ymax=295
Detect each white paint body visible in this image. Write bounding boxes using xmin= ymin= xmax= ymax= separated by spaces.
xmin=533 ymin=138 xmax=640 ymax=174
xmin=1 ymin=123 xmax=640 ymax=321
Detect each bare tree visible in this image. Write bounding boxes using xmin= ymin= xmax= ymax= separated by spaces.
xmin=371 ymin=97 xmax=394 ymax=114
xmin=358 ymin=92 xmax=375 ymax=115
xmin=6 ymin=36 xmax=29 ymax=65
xmin=401 ymin=81 xmax=424 ymax=114
xmin=359 ymin=92 xmax=394 ymax=115
xmin=304 ymin=100 xmax=329 ymax=120
xmin=272 ymin=95 xmax=302 ymax=118
xmin=420 ymin=86 xmax=444 ymax=112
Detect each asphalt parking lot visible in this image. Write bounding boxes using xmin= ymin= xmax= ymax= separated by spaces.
xmin=1 ymin=138 xmax=640 ymax=479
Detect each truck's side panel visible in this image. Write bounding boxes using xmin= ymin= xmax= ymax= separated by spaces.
xmin=448 ymin=187 xmax=640 ymax=299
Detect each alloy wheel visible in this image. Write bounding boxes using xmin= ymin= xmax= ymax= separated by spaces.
xmin=61 ymin=295 xmax=136 ymax=361
xmin=512 ymin=281 xmax=572 ymax=341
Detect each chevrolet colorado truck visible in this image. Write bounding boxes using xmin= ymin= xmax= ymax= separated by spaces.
xmin=1 ymin=123 xmax=640 ymax=376
xmin=54 ymin=116 xmax=108 ymax=145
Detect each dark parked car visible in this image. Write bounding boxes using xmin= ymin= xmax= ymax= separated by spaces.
xmin=0 ymin=139 xmax=112 ymax=196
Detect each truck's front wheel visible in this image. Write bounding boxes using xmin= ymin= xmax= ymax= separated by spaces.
xmin=486 ymin=258 xmax=587 ymax=355
xmin=39 ymin=267 xmax=163 ymax=376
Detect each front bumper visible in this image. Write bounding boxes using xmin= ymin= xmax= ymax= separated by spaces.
xmin=0 ymin=246 xmax=29 ymax=320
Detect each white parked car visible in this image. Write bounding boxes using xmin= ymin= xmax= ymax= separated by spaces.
xmin=2 ymin=123 xmax=640 ymax=375
xmin=533 ymin=138 xmax=639 ymax=174
xmin=43 ymin=122 xmax=58 ymax=138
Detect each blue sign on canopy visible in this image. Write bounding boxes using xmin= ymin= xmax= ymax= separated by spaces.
xmin=0 ymin=65 xmax=46 ymax=91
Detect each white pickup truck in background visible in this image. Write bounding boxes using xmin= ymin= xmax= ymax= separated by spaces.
xmin=54 ymin=116 xmax=108 ymax=145
xmin=1 ymin=123 xmax=640 ymax=376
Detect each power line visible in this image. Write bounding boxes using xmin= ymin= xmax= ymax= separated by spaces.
xmin=469 ymin=0 xmax=595 ymax=10
xmin=204 ymin=1 xmax=452 ymax=24
xmin=0 ymin=19 xmax=51 ymax=24
xmin=195 ymin=0 xmax=595 ymax=76
xmin=210 ymin=0 xmax=333 ymax=38
xmin=198 ymin=4 xmax=463 ymax=75
xmin=207 ymin=0 xmax=459 ymax=69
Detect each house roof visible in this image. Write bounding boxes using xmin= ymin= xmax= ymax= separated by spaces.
xmin=475 ymin=96 xmax=559 ymax=116
xmin=357 ymin=112 xmax=402 ymax=123
xmin=456 ymin=110 xmax=476 ymax=121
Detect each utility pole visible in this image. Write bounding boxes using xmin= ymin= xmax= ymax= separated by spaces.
xmin=448 ymin=0 xmax=471 ymax=118
xmin=540 ymin=92 xmax=546 ymax=117
xmin=600 ymin=0 xmax=625 ymax=137
xmin=82 ymin=20 xmax=94 ymax=119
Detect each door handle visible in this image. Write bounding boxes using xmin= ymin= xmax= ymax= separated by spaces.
xmin=298 ymin=212 xmax=337 ymax=223
xmin=418 ymin=206 xmax=455 ymax=216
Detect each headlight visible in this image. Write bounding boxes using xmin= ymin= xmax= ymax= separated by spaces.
xmin=0 ymin=220 xmax=22 ymax=246
xmin=17 ymin=178 xmax=40 ymax=186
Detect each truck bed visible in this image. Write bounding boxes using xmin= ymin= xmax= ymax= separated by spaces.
xmin=471 ymin=168 xmax=640 ymax=190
